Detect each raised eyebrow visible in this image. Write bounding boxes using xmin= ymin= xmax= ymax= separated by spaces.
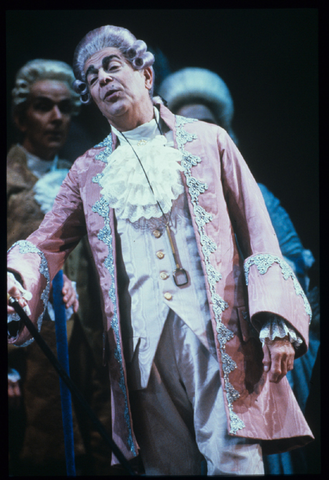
xmin=85 ymin=65 xmax=98 ymax=80
xmin=85 ymin=55 xmax=121 ymax=80
xmin=102 ymin=54 xmax=121 ymax=69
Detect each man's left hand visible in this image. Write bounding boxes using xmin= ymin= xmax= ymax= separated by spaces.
xmin=262 ymin=336 xmax=295 ymax=383
xmin=62 ymin=274 xmax=79 ymax=313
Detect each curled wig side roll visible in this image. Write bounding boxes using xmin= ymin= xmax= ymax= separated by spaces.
xmin=126 ymin=40 xmax=146 ymax=59
xmin=72 ymin=79 xmax=90 ymax=104
xmin=127 ymin=40 xmax=154 ymax=71
xmin=72 ymin=25 xmax=155 ymax=104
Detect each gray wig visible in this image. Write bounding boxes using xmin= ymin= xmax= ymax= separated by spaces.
xmin=12 ymin=59 xmax=81 ymax=118
xmin=73 ymin=25 xmax=155 ymax=104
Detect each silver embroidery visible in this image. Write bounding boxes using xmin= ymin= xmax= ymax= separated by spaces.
xmin=93 ymin=134 xmax=114 ymax=163
xmin=92 ymin=172 xmax=103 ymax=184
xmin=244 ymin=254 xmax=312 ymax=323
xmin=92 ymin=135 xmax=136 ymax=456
xmin=206 ymin=264 xmax=222 ymax=283
xmin=194 ymin=205 xmax=213 ymax=227
xmin=175 ymin=115 xmax=245 ymax=434
xmin=7 ymin=240 xmax=51 ymax=347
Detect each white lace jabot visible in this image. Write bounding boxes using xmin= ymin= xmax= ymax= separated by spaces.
xmin=99 ymin=108 xmax=184 ymax=223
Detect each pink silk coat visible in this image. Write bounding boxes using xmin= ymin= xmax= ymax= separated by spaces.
xmin=7 ymin=104 xmax=314 ymax=462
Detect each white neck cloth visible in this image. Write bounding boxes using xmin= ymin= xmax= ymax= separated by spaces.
xmin=99 ymin=108 xmax=184 ymax=223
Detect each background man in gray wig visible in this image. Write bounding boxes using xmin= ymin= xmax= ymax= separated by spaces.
xmin=7 ymin=58 xmax=113 ymax=476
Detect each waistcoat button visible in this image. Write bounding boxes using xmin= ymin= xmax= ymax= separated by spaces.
xmin=160 ymin=271 xmax=169 ymax=280
xmin=153 ymin=229 xmax=161 ymax=238
xmin=164 ymin=292 xmax=172 ymax=300
xmin=156 ymin=251 xmax=165 ymax=259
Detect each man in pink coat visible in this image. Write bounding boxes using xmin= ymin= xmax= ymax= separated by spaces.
xmin=7 ymin=25 xmax=313 ymax=475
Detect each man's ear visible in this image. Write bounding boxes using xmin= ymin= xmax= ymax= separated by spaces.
xmin=14 ymin=112 xmax=27 ymax=133
xmin=143 ymin=67 xmax=153 ymax=91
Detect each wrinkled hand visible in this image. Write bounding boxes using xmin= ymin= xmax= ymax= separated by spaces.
xmin=262 ymin=336 xmax=295 ymax=383
xmin=7 ymin=272 xmax=31 ymax=314
xmin=62 ymin=274 xmax=79 ymax=313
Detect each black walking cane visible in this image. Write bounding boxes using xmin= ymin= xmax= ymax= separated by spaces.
xmin=8 ymin=295 xmax=138 ymax=476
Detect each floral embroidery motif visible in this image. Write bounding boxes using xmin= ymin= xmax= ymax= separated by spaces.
xmin=92 ymin=134 xmax=136 ymax=456
xmin=175 ymin=115 xmax=245 ymax=434
xmin=244 ymin=254 xmax=312 ymax=323
xmin=93 ymin=134 xmax=114 ymax=164
xmin=7 ymin=240 xmax=50 ymax=346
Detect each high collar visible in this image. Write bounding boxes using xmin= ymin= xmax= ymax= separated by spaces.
xmin=158 ymin=103 xmax=177 ymax=132
xmin=111 ymin=107 xmax=161 ymax=145
xmin=109 ymin=103 xmax=177 ymax=149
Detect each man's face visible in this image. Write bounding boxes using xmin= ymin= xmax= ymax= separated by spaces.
xmin=16 ymin=79 xmax=73 ymax=160
xmin=176 ymin=104 xmax=217 ymax=125
xmin=84 ymin=47 xmax=153 ymax=131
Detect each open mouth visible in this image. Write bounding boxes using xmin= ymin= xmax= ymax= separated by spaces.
xmin=104 ymin=89 xmax=120 ymax=101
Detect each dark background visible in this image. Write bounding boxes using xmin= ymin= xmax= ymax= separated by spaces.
xmin=6 ymin=9 xmax=319 ymax=275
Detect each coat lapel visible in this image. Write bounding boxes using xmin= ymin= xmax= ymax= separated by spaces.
xmin=90 ymin=132 xmax=138 ymax=457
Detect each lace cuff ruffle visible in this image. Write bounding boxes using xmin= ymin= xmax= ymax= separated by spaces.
xmin=259 ymin=314 xmax=303 ymax=349
xmin=8 ymin=368 xmax=21 ymax=382
xmin=7 ymin=272 xmax=32 ymax=324
xmin=7 ymin=275 xmax=77 ymax=326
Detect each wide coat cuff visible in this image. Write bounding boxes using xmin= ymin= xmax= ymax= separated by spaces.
xmin=7 ymin=240 xmax=51 ymax=346
xmin=244 ymin=253 xmax=312 ymax=358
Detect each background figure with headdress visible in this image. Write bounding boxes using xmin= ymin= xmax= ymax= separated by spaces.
xmin=159 ymin=66 xmax=320 ymax=474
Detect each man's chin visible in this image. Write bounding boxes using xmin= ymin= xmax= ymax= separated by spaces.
xmin=102 ymin=107 xmax=129 ymax=125
xmin=45 ymin=140 xmax=65 ymax=153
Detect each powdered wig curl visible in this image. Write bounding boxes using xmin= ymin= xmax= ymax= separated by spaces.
xmin=72 ymin=25 xmax=155 ymax=104
xmin=12 ymin=59 xmax=81 ymax=119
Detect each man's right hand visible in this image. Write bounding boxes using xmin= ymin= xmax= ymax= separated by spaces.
xmin=7 ymin=272 xmax=32 ymax=315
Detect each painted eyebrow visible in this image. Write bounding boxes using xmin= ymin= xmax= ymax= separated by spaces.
xmin=85 ymin=65 xmax=98 ymax=79
xmin=85 ymin=55 xmax=121 ymax=79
